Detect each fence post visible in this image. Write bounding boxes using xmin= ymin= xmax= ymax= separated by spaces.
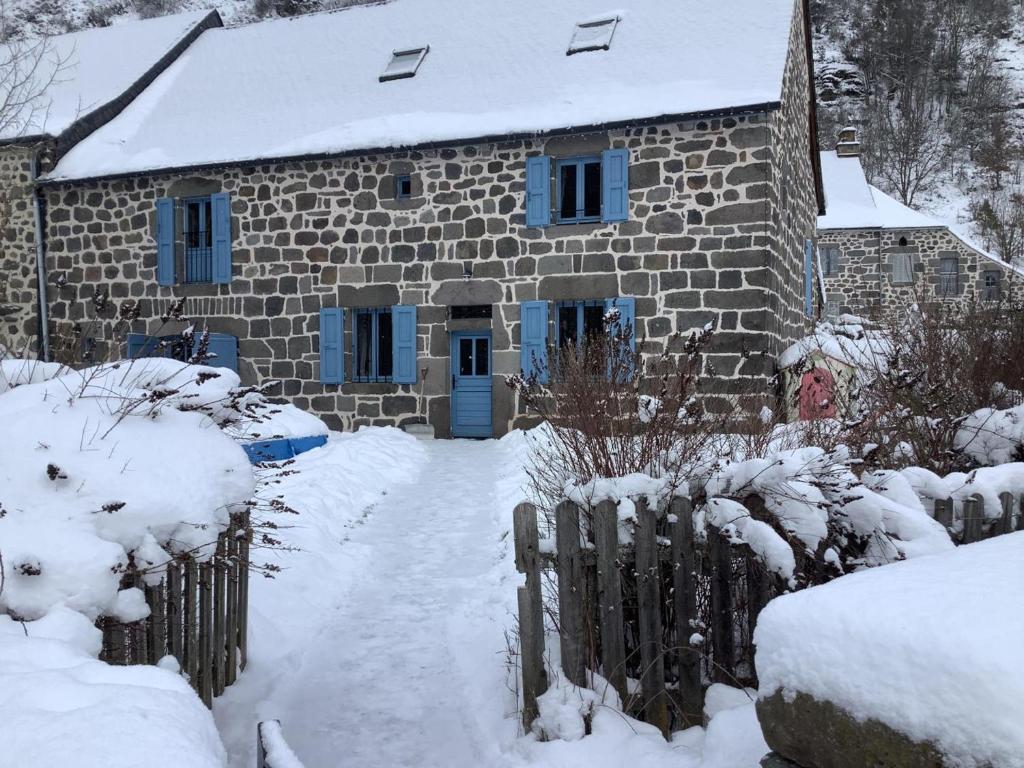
xmin=962 ymin=494 xmax=984 ymax=544
xmin=226 ymin=519 xmax=239 ymax=687
xmin=167 ymin=561 xmax=182 ymax=668
xmin=146 ymin=582 xmax=165 ymax=664
xmin=998 ymin=492 xmax=1015 ymax=536
xmin=185 ymin=558 xmax=199 ymax=688
xmin=933 ymin=497 xmax=954 ymax=531
xmin=669 ymin=496 xmax=702 ymax=725
xmin=214 ymin=536 xmax=227 ymax=697
xmin=513 ymin=502 xmax=547 ymax=730
xmin=239 ymin=510 xmax=250 ymax=671
xmin=592 ymin=499 xmax=627 ymax=707
xmin=555 ymin=499 xmax=587 ymax=687
xmin=709 ymin=525 xmax=734 ymax=683
xmin=634 ymin=497 xmax=669 ymax=738
xmin=199 ymin=560 xmax=213 ymax=707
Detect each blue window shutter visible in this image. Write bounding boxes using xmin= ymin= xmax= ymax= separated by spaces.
xmin=156 ymin=197 xmax=175 ymax=286
xmin=804 ymin=239 xmax=814 ymax=318
xmin=601 ymin=148 xmax=629 ymax=223
xmin=211 ymin=192 xmax=232 ymax=284
xmin=320 ymin=308 xmax=345 ymax=384
xmin=525 ymin=156 xmax=551 ymax=227
xmin=197 ymin=333 xmax=239 ymax=373
xmin=391 ymin=305 xmax=418 ymax=384
xmin=520 ymin=300 xmax=549 ymax=384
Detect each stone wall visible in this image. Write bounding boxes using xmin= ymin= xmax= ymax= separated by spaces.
xmin=819 ymin=226 xmax=1016 ymax=316
xmin=0 ymin=143 xmax=44 ymax=355
xmin=39 ymin=4 xmax=817 ymax=437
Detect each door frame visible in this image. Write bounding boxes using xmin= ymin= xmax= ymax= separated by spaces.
xmin=450 ymin=330 xmax=493 ymax=439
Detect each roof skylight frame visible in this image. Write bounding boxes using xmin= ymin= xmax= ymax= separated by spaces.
xmin=567 ymin=16 xmax=619 ymax=56
xmin=379 ymin=45 xmax=430 ymax=82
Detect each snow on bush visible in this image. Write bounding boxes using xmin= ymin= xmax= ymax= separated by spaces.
xmin=0 ymin=606 xmax=225 ymax=767
xmin=955 ymin=405 xmax=1024 ymax=466
xmin=0 ymin=358 xmax=256 ymax=620
xmin=755 ymin=532 xmax=1024 ymax=768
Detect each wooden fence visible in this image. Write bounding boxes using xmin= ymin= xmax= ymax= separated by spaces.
xmin=933 ymin=492 xmax=1023 ymax=543
xmin=514 ymin=491 xmax=1023 ymax=738
xmin=514 ymin=496 xmax=784 ymax=737
xmin=99 ymin=511 xmax=251 ymax=707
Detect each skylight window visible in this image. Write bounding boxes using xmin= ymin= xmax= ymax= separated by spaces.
xmin=567 ymin=17 xmax=619 ymax=55
xmin=380 ymin=46 xmax=429 ymax=82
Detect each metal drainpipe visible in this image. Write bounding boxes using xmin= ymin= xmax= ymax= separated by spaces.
xmin=31 ymin=152 xmax=50 ymax=361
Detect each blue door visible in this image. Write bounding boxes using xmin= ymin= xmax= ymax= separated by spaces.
xmin=451 ymin=332 xmax=493 ymax=438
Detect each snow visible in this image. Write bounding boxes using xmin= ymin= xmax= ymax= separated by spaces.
xmin=704 ymin=497 xmax=796 ymax=583
xmin=956 ymin=405 xmax=1024 ymax=466
xmin=755 ymin=532 xmax=1024 ymax=768
xmin=49 ymin=0 xmax=796 ymax=181
xmin=0 ymin=359 xmax=254 ymax=621
xmin=777 ymin=317 xmax=889 ymax=371
xmin=0 ymin=606 xmax=225 ymax=768
xmin=0 ymin=11 xmax=213 ymax=141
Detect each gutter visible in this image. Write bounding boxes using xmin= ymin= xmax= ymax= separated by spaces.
xmin=31 ymin=153 xmax=50 ymax=361
xmin=39 ymin=101 xmax=783 ymax=187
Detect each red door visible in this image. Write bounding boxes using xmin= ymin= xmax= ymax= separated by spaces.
xmin=799 ymin=367 xmax=837 ymax=420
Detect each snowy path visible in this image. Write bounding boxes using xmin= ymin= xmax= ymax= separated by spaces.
xmin=215 ymin=437 xmax=520 ymax=768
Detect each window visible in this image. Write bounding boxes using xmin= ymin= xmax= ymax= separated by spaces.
xmin=556 ymin=157 xmax=602 ymax=224
xmin=450 ymin=304 xmax=492 ymax=320
xmin=892 ymin=253 xmax=914 ymax=285
xmin=353 ymin=307 xmax=393 ymax=382
xmin=380 ymin=46 xmax=429 ymax=82
xmin=557 ymin=300 xmax=607 ymax=348
xmin=820 ymin=245 xmax=841 ymax=277
xmin=458 ymin=337 xmax=490 ymax=376
xmin=983 ymin=270 xmax=1001 ymax=302
xmin=567 ymin=17 xmax=619 ymax=55
xmin=395 ymin=174 xmax=412 ymax=199
xmin=183 ymin=196 xmax=213 ymax=284
xmin=938 ymin=256 xmax=959 ymax=297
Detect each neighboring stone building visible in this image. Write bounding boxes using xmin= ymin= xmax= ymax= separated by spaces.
xmin=817 ymin=131 xmax=1020 ymax=316
xmin=14 ymin=0 xmax=823 ymax=438
xmin=0 ymin=11 xmax=221 ymax=355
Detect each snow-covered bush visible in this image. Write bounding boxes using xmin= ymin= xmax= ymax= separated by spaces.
xmin=0 ymin=358 xmax=257 ymax=621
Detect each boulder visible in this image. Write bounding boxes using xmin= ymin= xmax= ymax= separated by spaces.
xmin=756 ymin=690 xmax=948 ymax=768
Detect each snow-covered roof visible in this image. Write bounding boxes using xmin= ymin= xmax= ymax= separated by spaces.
xmin=818 ymin=151 xmax=1024 ymax=276
xmin=48 ymin=0 xmax=797 ymax=181
xmin=0 ymin=11 xmax=216 ymax=142
xmin=817 ymin=151 xmax=938 ymax=230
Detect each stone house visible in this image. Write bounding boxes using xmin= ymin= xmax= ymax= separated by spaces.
xmin=12 ymin=0 xmax=823 ymax=438
xmin=817 ymin=131 xmax=1020 ymax=317
xmin=0 ymin=11 xmax=221 ymax=354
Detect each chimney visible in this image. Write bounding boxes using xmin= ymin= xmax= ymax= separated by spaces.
xmin=836 ymin=127 xmax=860 ymax=157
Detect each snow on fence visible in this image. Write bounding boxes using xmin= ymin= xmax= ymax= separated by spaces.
xmin=257 ymin=720 xmax=306 ymax=768
xmin=933 ymin=492 xmax=1023 ymax=544
xmin=98 ymin=510 xmax=251 ymax=707
xmin=514 ymin=496 xmax=785 ymax=738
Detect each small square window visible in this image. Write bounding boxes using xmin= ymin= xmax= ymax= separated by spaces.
xmin=380 ymin=46 xmax=429 ymax=82
xmin=567 ymin=17 xmax=619 ymax=55
xmin=395 ymin=174 xmax=412 ymax=199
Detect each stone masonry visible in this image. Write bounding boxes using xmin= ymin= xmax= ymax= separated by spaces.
xmin=33 ymin=0 xmax=818 ymax=437
xmin=0 ymin=142 xmax=47 ymax=354
xmin=818 ymin=226 xmax=1016 ymax=316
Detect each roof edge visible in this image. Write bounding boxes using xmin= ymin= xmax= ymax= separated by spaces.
xmin=42 ymin=100 xmax=781 ymax=186
xmin=52 ymin=10 xmax=223 ymax=163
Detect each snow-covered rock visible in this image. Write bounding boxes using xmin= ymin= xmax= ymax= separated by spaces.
xmin=755 ymin=532 xmax=1024 ymax=768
